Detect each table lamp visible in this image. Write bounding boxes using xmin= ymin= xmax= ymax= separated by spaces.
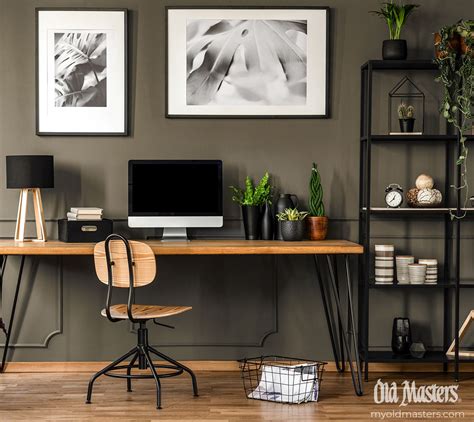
xmin=6 ymin=155 xmax=54 ymax=242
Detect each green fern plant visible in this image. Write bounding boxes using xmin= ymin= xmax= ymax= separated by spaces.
xmin=309 ymin=163 xmax=325 ymax=217
xmin=276 ymin=208 xmax=309 ymax=221
xmin=230 ymin=172 xmax=271 ymax=206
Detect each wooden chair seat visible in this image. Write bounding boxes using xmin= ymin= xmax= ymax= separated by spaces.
xmin=101 ymin=304 xmax=192 ymax=320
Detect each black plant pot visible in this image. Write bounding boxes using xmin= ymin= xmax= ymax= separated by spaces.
xmin=391 ymin=317 xmax=412 ymax=355
xmin=281 ymin=220 xmax=305 ymax=241
xmin=261 ymin=202 xmax=274 ymax=240
xmin=382 ymin=39 xmax=407 ymax=60
xmin=399 ymin=118 xmax=415 ymax=133
xmin=242 ymin=205 xmax=261 ymax=240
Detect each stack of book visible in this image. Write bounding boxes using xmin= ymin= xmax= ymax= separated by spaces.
xmin=67 ymin=207 xmax=103 ymax=221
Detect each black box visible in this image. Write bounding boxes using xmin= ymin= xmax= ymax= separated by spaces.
xmin=58 ymin=219 xmax=113 ymax=243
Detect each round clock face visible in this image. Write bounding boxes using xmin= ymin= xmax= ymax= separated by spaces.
xmin=385 ymin=190 xmax=403 ymax=208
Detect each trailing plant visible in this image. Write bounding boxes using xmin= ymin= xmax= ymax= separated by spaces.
xmin=229 ymin=172 xmax=272 ymax=206
xmin=397 ymin=102 xmax=415 ymax=119
xmin=434 ymin=20 xmax=474 ymax=219
xmin=309 ymin=163 xmax=325 ymax=217
xmin=370 ymin=2 xmax=419 ymax=40
xmin=276 ymin=208 xmax=309 ymax=221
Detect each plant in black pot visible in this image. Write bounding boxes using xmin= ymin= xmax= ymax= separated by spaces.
xmin=230 ymin=173 xmax=271 ymax=240
xmin=371 ymin=2 xmax=419 ymax=60
xmin=276 ymin=208 xmax=309 ymax=241
xmin=397 ymin=102 xmax=415 ymax=132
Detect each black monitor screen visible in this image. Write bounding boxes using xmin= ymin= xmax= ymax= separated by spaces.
xmin=129 ymin=160 xmax=223 ymax=216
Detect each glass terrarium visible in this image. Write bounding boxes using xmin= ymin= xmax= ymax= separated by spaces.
xmin=388 ymin=76 xmax=425 ymax=135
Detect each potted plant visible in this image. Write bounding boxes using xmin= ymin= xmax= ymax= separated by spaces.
xmin=398 ymin=102 xmax=415 ymax=132
xmin=434 ymin=20 xmax=474 ymax=219
xmin=371 ymin=2 xmax=419 ymax=60
xmin=230 ymin=172 xmax=271 ymax=240
xmin=307 ymin=163 xmax=328 ymax=240
xmin=276 ymin=208 xmax=309 ymax=241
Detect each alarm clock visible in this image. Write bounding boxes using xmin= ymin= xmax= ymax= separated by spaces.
xmin=385 ymin=184 xmax=403 ymax=208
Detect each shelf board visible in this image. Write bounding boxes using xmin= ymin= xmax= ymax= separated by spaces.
xmin=369 ymin=282 xmax=454 ymax=289
xmin=362 ymin=351 xmax=449 ymax=363
xmin=361 ymin=134 xmax=474 ymax=142
xmin=361 ymin=60 xmax=438 ymax=71
xmin=362 ymin=207 xmax=450 ymax=215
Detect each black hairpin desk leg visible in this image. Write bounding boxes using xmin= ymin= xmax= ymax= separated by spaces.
xmin=1 ymin=255 xmax=26 ymax=373
xmin=314 ymin=254 xmax=363 ymax=396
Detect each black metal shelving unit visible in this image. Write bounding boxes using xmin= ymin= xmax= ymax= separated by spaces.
xmin=358 ymin=59 xmax=474 ymax=382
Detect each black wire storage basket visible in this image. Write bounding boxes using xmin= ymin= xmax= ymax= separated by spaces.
xmin=240 ymin=355 xmax=326 ymax=404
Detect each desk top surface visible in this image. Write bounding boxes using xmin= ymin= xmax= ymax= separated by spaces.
xmin=0 ymin=239 xmax=363 ymax=256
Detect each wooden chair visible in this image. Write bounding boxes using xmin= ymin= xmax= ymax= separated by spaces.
xmin=85 ymin=234 xmax=198 ymax=409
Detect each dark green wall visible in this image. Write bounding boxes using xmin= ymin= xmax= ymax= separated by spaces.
xmin=1 ymin=0 xmax=473 ymax=362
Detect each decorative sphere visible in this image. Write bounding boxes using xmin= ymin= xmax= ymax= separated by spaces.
xmin=406 ymin=188 xmax=420 ymax=207
xmin=417 ymin=188 xmax=442 ymax=207
xmin=415 ymin=174 xmax=434 ymax=190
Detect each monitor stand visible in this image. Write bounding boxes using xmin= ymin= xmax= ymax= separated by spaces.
xmin=161 ymin=227 xmax=189 ymax=242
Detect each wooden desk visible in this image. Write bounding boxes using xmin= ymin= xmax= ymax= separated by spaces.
xmin=0 ymin=239 xmax=364 ymax=395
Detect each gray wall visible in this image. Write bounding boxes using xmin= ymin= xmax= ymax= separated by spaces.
xmin=1 ymin=0 xmax=473 ymax=362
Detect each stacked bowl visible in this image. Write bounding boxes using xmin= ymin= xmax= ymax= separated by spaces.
xmin=396 ymin=256 xmax=415 ymax=284
xmin=375 ymin=245 xmax=394 ymax=284
xmin=419 ymin=259 xmax=438 ymax=284
xmin=408 ymin=264 xmax=427 ymax=284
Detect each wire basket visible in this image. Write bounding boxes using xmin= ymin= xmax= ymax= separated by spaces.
xmin=239 ymin=355 xmax=326 ymax=404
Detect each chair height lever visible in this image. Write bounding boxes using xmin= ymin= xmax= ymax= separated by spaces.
xmin=153 ymin=320 xmax=175 ymax=329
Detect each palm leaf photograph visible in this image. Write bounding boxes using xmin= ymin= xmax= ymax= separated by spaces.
xmin=186 ymin=19 xmax=307 ymax=106
xmin=54 ymin=32 xmax=107 ymax=107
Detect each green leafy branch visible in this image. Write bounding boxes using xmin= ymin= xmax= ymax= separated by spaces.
xmin=230 ymin=172 xmax=272 ymax=206
xmin=370 ymin=2 xmax=419 ymax=40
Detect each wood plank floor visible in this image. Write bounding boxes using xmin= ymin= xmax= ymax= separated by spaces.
xmin=0 ymin=371 xmax=473 ymax=421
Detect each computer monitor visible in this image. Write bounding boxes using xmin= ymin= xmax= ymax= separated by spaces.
xmin=128 ymin=160 xmax=223 ymax=240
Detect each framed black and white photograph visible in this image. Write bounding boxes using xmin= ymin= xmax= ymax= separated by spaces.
xmin=166 ymin=6 xmax=329 ymax=118
xmin=36 ymin=8 xmax=128 ymax=135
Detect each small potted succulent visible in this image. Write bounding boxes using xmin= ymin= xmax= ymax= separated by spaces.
xmin=371 ymin=2 xmax=419 ymax=60
xmin=398 ymin=102 xmax=415 ymax=132
xmin=230 ymin=172 xmax=271 ymax=240
xmin=276 ymin=208 xmax=309 ymax=241
xmin=307 ymin=163 xmax=328 ymax=240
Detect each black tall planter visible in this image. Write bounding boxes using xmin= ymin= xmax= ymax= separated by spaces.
xmin=261 ymin=202 xmax=274 ymax=240
xmin=391 ymin=317 xmax=412 ymax=355
xmin=382 ymin=39 xmax=407 ymax=60
xmin=242 ymin=205 xmax=260 ymax=240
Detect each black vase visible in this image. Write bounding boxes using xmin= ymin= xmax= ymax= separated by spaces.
xmin=391 ymin=317 xmax=412 ymax=355
xmin=399 ymin=118 xmax=415 ymax=133
xmin=242 ymin=205 xmax=261 ymax=240
xmin=382 ymin=39 xmax=407 ymax=60
xmin=275 ymin=194 xmax=298 ymax=240
xmin=281 ymin=220 xmax=305 ymax=241
xmin=261 ymin=202 xmax=274 ymax=240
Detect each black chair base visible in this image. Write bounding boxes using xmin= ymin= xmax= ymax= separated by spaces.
xmin=85 ymin=323 xmax=198 ymax=409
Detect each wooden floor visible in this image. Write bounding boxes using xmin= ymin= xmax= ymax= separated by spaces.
xmin=0 ymin=371 xmax=473 ymax=421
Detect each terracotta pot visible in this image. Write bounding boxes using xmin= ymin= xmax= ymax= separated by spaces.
xmin=434 ymin=32 xmax=470 ymax=58
xmin=306 ymin=216 xmax=328 ymax=241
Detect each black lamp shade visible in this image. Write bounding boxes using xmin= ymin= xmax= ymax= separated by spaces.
xmin=6 ymin=155 xmax=54 ymax=189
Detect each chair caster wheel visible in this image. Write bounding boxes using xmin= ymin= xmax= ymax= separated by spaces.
xmin=85 ymin=400 xmax=91 ymax=404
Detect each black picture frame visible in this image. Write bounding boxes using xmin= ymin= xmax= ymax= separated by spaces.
xmin=35 ymin=8 xmax=129 ymax=136
xmin=165 ymin=6 xmax=330 ymax=119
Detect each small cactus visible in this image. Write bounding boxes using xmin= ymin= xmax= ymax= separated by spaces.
xmin=398 ymin=102 xmax=415 ymax=119
xmin=309 ymin=163 xmax=325 ymax=217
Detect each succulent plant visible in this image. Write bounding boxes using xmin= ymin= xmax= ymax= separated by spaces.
xmin=309 ymin=162 xmax=325 ymax=217
xmin=276 ymin=208 xmax=309 ymax=221
xmin=398 ymin=102 xmax=415 ymax=119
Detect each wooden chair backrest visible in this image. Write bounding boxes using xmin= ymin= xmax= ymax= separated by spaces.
xmin=94 ymin=239 xmax=156 ymax=288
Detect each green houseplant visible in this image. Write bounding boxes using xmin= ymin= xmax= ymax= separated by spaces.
xmin=276 ymin=208 xmax=308 ymax=241
xmin=230 ymin=172 xmax=271 ymax=239
xmin=434 ymin=20 xmax=474 ymax=218
xmin=397 ymin=102 xmax=415 ymax=132
xmin=371 ymin=1 xmax=419 ymax=60
xmin=307 ymin=163 xmax=328 ymax=240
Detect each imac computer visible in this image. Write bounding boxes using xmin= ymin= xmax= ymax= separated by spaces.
xmin=128 ymin=160 xmax=223 ymax=241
